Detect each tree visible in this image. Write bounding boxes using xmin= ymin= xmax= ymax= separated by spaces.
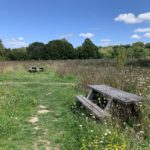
xmin=116 ymin=46 xmax=126 ymax=68
xmin=111 ymin=45 xmax=117 ymax=58
xmin=0 ymin=40 xmax=5 ymax=59
xmin=76 ymin=46 xmax=85 ymax=59
xmin=27 ymin=42 xmax=45 ymax=60
xmin=46 ymin=39 xmax=75 ymax=59
xmin=126 ymin=47 xmax=134 ymax=59
xmin=7 ymin=47 xmax=28 ymax=60
xmin=145 ymin=43 xmax=150 ymax=56
xmin=79 ymin=38 xmax=99 ymax=59
xmin=132 ymin=42 xmax=147 ymax=58
xmin=99 ymin=46 xmax=114 ymax=58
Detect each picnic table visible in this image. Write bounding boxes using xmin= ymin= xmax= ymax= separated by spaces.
xmin=76 ymin=85 xmax=142 ymax=119
xmin=28 ymin=67 xmax=44 ymax=73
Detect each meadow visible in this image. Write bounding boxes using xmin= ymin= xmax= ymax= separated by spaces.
xmin=0 ymin=60 xmax=150 ymax=150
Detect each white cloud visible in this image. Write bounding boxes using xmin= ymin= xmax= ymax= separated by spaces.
xmin=134 ymin=28 xmax=150 ymax=33
xmin=59 ymin=33 xmax=73 ymax=39
xmin=79 ymin=32 xmax=94 ymax=38
xmin=138 ymin=12 xmax=150 ymax=21
xmin=18 ymin=37 xmax=24 ymax=40
xmin=115 ymin=12 xmax=150 ymax=24
xmin=131 ymin=34 xmax=141 ymax=39
xmin=115 ymin=13 xmax=141 ymax=24
xmin=4 ymin=37 xmax=27 ymax=48
xmin=100 ymin=39 xmax=111 ymax=46
xmin=143 ymin=32 xmax=150 ymax=38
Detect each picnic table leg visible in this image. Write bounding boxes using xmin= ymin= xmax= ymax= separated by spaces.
xmin=104 ymin=97 xmax=113 ymax=113
xmin=86 ymin=90 xmax=93 ymax=99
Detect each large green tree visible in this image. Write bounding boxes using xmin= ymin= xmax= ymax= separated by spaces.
xmin=145 ymin=43 xmax=150 ymax=56
xmin=46 ymin=39 xmax=75 ymax=59
xmin=7 ymin=47 xmax=28 ymax=60
xmin=27 ymin=42 xmax=45 ymax=60
xmin=132 ymin=42 xmax=147 ymax=58
xmin=98 ymin=46 xmax=113 ymax=58
xmin=0 ymin=40 xmax=5 ymax=59
xmin=78 ymin=38 xmax=99 ymax=59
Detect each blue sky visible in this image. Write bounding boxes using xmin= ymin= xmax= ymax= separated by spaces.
xmin=0 ymin=0 xmax=150 ymax=48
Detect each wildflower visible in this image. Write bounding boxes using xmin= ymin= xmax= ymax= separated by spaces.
xmin=106 ymin=129 xmax=109 ymax=132
xmin=79 ymin=124 xmax=82 ymax=128
xmin=100 ymin=140 xmax=103 ymax=144
xmin=81 ymin=113 xmax=84 ymax=116
xmin=139 ymin=131 xmax=144 ymax=134
xmin=123 ymin=122 xmax=126 ymax=125
xmin=139 ymin=93 xmax=142 ymax=96
xmin=122 ymin=144 xmax=126 ymax=150
xmin=107 ymin=144 xmax=112 ymax=148
xmin=92 ymin=115 xmax=95 ymax=119
xmin=104 ymin=132 xmax=108 ymax=136
xmin=104 ymin=121 xmax=107 ymax=125
xmin=90 ymin=130 xmax=93 ymax=133
xmin=114 ymin=144 xmax=119 ymax=150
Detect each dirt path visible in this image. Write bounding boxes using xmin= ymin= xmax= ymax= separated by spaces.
xmin=29 ymin=105 xmax=60 ymax=150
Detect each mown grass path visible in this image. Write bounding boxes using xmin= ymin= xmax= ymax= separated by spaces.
xmin=0 ymin=71 xmax=79 ymax=150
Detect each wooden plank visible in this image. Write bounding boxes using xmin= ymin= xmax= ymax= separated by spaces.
xmin=88 ymin=85 xmax=142 ymax=104
xmin=76 ymin=95 xmax=111 ymax=119
xmin=86 ymin=89 xmax=93 ymax=99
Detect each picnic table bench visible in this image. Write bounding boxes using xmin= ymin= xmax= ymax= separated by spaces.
xmin=76 ymin=85 xmax=142 ymax=119
xmin=28 ymin=67 xmax=44 ymax=73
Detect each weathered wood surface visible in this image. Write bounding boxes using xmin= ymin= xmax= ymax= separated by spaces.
xmin=76 ymin=95 xmax=111 ymax=119
xmin=88 ymin=85 xmax=142 ymax=104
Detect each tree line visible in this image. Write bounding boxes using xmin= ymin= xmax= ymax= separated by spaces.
xmin=0 ymin=38 xmax=150 ymax=61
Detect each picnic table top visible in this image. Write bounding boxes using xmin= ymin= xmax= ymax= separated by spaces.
xmin=88 ymin=85 xmax=142 ymax=104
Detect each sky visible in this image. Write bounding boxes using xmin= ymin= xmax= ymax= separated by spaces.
xmin=0 ymin=0 xmax=150 ymax=48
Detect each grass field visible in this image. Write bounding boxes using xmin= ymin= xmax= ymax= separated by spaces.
xmin=0 ymin=60 xmax=150 ymax=150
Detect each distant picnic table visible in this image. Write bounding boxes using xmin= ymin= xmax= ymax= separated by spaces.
xmin=28 ymin=67 xmax=44 ymax=73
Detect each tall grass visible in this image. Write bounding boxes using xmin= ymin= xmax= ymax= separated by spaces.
xmin=0 ymin=60 xmax=150 ymax=149
xmin=51 ymin=59 xmax=150 ymax=149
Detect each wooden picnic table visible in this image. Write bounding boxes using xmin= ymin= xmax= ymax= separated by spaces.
xmin=76 ymin=84 xmax=142 ymax=119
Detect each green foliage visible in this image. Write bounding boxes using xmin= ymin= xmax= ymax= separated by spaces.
xmin=27 ymin=42 xmax=45 ymax=60
xmin=0 ymin=40 xmax=6 ymax=59
xmin=116 ymin=46 xmax=127 ymax=68
xmin=126 ymin=47 xmax=134 ymax=59
xmin=132 ymin=42 xmax=147 ymax=58
xmin=145 ymin=43 xmax=150 ymax=56
xmin=7 ymin=47 xmax=28 ymax=60
xmin=78 ymin=38 xmax=99 ymax=59
xmin=46 ymin=39 xmax=75 ymax=59
xmin=76 ymin=46 xmax=85 ymax=59
xmin=0 ymin=61 xmax=150 ymax=149
xmin=99 ymin=46 xmax=114 ymax=58
xmin=1 ymin=37 xmax=150 ymax=61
